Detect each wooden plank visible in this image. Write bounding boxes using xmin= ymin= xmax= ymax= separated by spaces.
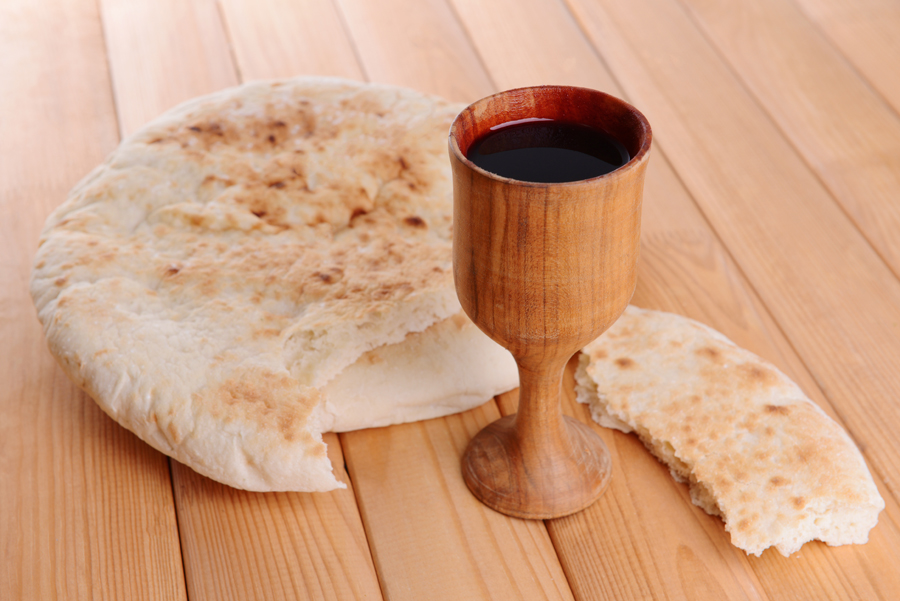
xmin=173 ymin=434 xmax=381 ymax=601
xmin=335 ymin=0 xmax=494 ymax=101
xmin=217 ymin=0 xmax=364 ymax=82
xmin=98 ymin=2 xmax=384 ymax=599
xmin=444 ymin=0 xmax=619 ymax=93
xmin=448 ymin=0 xmax=900 ymax=598
xmin=101 ymin=0 xmax=239 ymax=136
xmin=792 ymin=0 xmax=900 ymax=116
xmin=342 ymin=406 xmax=573 ymax=601
xmin=564 ymin=0 xmax=900 ymax=508
xmin=0 ymin=0 xmax=186 ymax=599
xmin=675 ymin=0 xmax=900 ymax=284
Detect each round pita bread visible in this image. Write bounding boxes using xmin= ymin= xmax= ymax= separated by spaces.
xmin=31 ymin=78 xmax=517 ymax=491
xmin=575 ymin=305 xmax=883 ymax=556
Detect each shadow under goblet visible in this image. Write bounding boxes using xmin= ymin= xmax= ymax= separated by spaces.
xmin=449 ymin=85 xmax=652 ymax=519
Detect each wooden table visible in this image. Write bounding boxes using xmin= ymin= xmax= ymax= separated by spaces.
xmin=3 ymin=0 xmax=900 ymax=598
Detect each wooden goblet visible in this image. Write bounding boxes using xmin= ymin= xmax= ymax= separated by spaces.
xmin=449 ymin=86 xmax=652 ymax=519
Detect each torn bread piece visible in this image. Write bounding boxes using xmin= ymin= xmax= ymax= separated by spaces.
xmin=575 ymin=305 xmax=883 ymax=557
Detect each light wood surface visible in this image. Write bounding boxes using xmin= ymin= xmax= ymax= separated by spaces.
xmin=342 ymin=405 xmax=574 ymax=601
xmin=3 ymin=0 xmax=900 ymax=599
xmin=793 ymin=0 xmax=900 ymax=115
xmin=173 ymin=434 xmax=380 ymax=601
xmin=678 ymin=0 xmax=900 ymax=278
xmin=0 ymin=1 xmax=186 ymax=600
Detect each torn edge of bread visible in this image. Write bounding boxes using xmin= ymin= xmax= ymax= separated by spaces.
xmin=575 ymin=346 xmax=883 ymax=557
xmin=575 ymin=355 xmax=722 ymax=517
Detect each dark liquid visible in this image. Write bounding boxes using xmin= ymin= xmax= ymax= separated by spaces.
xmin=466 ymin=119 xmax=630 ymax=183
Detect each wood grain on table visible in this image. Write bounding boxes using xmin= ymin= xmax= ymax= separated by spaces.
xmin=2 ymin=0 xmax=899 ymax=599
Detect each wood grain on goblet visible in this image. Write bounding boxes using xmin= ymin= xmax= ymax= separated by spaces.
xmin=450 ymin=85 xmax=651 ymax=519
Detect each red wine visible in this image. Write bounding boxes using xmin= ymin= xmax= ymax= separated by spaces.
xmin=466 ymin=119 xmax=629 ymax=183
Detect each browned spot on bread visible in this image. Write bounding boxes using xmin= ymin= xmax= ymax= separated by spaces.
xmin=167 ymin=101 xmax=317 ymax=153
xmin=615 ymin=357 xmax=636 ymax=369
xmin=201 ymin=174 xmax=234 ymax=188
xmin=737 ymin=519 xmax=751 ymax=532
xmin=54 ymin=277 xmax=67 ymax=286
xmin=251 ymin=210 xmax=267 ymax=218
xmin=350 ymin=207 xmax=368 ymax=220
xmin=198 ymin=369 xmax=318 ymax=444
xmin=737 ymin=363 xmax=778 ymax=387
xmin=268 ymin=181 xmax=285 ymax=189
xmin=311 ymin=267 xmax=344 ymax=284
xmin=696 ymin=346 xmax=722 ymax=362
xmin=792 ymin=496 xmax=806 ymax=510
xmin=742 ymin=414 xmax=760 ymax=431
xmin=765 ymin=404 xmax=790 ymax=415
xmin=591 ymin=348 xmax=608 ymax=360
xmin=769 ymin=476 xmax=787 ymax=487
xmin=403 ymin=215 xmax=426 ymax=228
xmin=279 ymin=415 xmax=296 ymax=442
xmin=164 ymin=264 xmax=181 ymax=276
xmin=754 ymin=450 xmax=771 ymax=462
xmin=253 ymin=327 xmax=281 ymax=339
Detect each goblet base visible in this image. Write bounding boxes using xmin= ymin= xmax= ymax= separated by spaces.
xmin=462 ymin=414 xmax=612 ymax=519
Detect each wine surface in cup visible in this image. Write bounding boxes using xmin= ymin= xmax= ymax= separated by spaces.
xmin=466 ymin=119 xmax=630 ymax=183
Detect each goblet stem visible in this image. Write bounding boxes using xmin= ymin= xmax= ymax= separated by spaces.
xmin=461 ymin=355 xmax=612 ymax=519
xmin=513 ymin=358 xmax=571 ymax=455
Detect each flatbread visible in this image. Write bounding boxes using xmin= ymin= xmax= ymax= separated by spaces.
xmin=575 ymin=305 xmax=883 ymax=556
xmin=30 ymin=77 xmax=517 ymax=492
